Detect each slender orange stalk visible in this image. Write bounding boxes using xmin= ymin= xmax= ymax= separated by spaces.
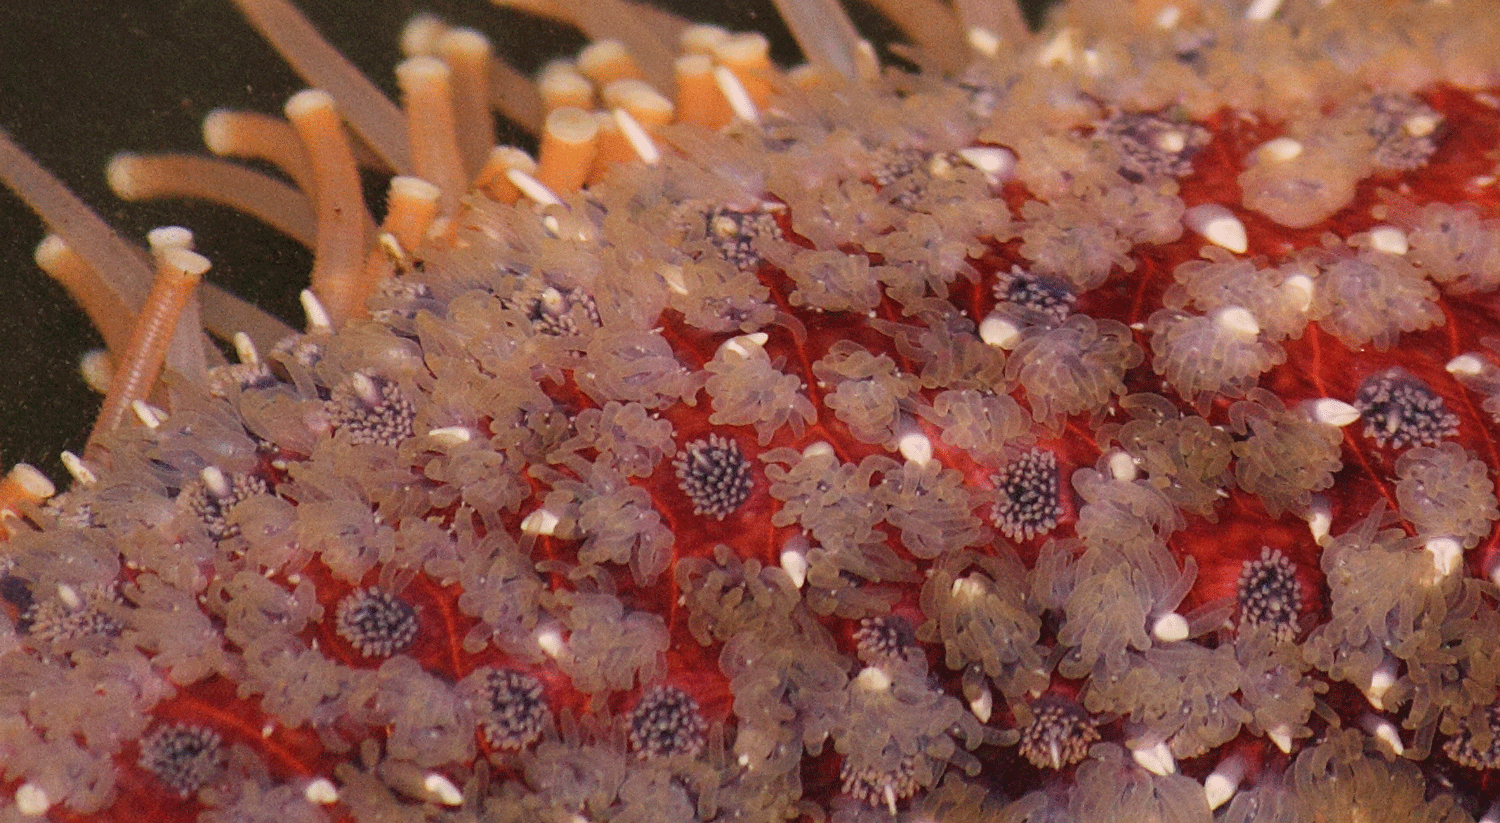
xmin=85 ymin=247 xmax=209 ymax=456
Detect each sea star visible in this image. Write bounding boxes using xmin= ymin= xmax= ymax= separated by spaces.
xmin=0 ymin=1 xmax=1499 ymax=821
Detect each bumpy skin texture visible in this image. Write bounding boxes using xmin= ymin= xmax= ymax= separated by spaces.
xmin=5 ymin=1 xmax=1500 ymax=823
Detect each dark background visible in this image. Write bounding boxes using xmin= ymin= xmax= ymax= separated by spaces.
xmin=0 ymin=0 xmax=1052 ymax=487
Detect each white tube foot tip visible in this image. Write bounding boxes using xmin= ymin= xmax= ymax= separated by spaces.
xmin=1131 ymin=740 xmax=1177 ymax=776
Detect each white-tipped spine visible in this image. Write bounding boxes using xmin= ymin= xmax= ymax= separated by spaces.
xmin=1185 ymin=204 xmax=1248 ymax=253
xmin=505 ymin=168 xmax=563 ymax=207
xmin=1151 ymin=612 xmax=1190 ymax=643
xmin=1204 ymin=756 xmax=1245 ymax=810
xmin=712 ymin=65 xmax=759 ymax=124
xmin=612 ymin=108 xmax=660 ymax=165
xmin=424 ymin=772 xmax=464 ymax=806
xmin=300 ymin=289 xmax=333 ymax=334
xmin=1131 ymin=740 xmax=1177 ymax=776
xmin=60 ymin=451 xmax=97 ymax=486
xmin=303 ymin=777 xmax=340 ymax=805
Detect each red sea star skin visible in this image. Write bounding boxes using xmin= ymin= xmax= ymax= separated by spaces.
xmin=3 ymin=1 xmax=1500 ymax=822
